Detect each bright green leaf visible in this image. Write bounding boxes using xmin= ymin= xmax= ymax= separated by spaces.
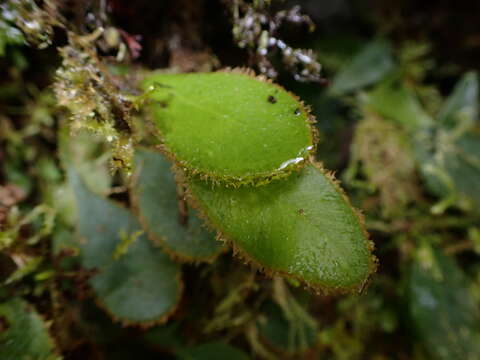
xmin=132 ymin=148 xmax=223 ymax=262
xmin=142 ymin=70 xmax=316 ymax=184
xmin=0 ymin=298 xmax=60 ymax=360
xmin=330 ymin=40 xmax=394 ymax=95
xmin=187 ymin=163 xmax=376 ymax=292
xmin=408 ymin=245 xmax=480 ymax=360
xmin=70 ymin=169 xmax=183 ymax=326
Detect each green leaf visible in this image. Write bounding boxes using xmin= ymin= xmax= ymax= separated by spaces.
xmin=330 ymin=40 xmax=394 ymax=95
xmin=142 ymin=70 xmax=316 ymax=185
xmin=70 ymin=169 xmax=183 ymax=326
xmin=437 ymin=72 xmax=478 ymax=129
xmin=132 ymin=148 xmax=223 ymax=262
xmin=408 ymin=245 xmax=480 ymax=360
xmin=177 ymin=342 xmax=249 ymax=360
xmin=0 ymin=298 xmax=60 ymax=360
xmin=187 ymin=163 xmax=376 ymax=292
xmin=365 ymin=79 xmax=433 ymax=131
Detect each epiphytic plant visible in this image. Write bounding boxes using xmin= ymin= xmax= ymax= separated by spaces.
xmin=138 ymin=69 xmax=377 ymax=293
xmin=66 ymin=69 xmax=376 ymax=328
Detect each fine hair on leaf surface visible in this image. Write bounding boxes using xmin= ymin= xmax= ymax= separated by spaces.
xmin=178 ymin=159 xmax=376 ymax=294
xmin=141 ymin=69 xmax=318 ymax=186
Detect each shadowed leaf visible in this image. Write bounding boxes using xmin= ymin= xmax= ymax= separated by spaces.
xmin=0 ymin=298 xmax=60 ymax=360
xmin=408 ymin=245 xmax=480 ymax=360
xmin=70 ymin=169 xmax=182 ymax=326
xmin=132 ymin=148 xmax=223 ymax=262
xmin=330 ymin=40 xmax=394 ymax=95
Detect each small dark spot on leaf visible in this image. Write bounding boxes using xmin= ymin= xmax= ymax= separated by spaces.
xmin=294 ymin=108 xmax=301 ymax=115
xmin=298 ymin=209 xmax=305 ymax=215
xmin=267 ymin=95 xmax=277 ymax=104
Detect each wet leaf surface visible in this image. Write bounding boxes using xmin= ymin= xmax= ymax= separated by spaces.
xmin=187 ymin=163 xmax=376 ymax=292
xmin=142 ymin=71 xmax=316 ymax=184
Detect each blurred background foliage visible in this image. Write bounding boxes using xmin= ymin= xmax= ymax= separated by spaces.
xmin=1 ymin=0 xmax=480 ymax=359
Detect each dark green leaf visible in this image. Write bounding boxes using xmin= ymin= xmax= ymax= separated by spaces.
xmin=132 ymin=148 xmax=223 ymax=262
xmin=0 ymin=298 xmax=60 ymax=360
xmin=330 ymin=40 xmax=394 ymax=95
xmin=70 ymin=169 xmax=183 ymax=326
